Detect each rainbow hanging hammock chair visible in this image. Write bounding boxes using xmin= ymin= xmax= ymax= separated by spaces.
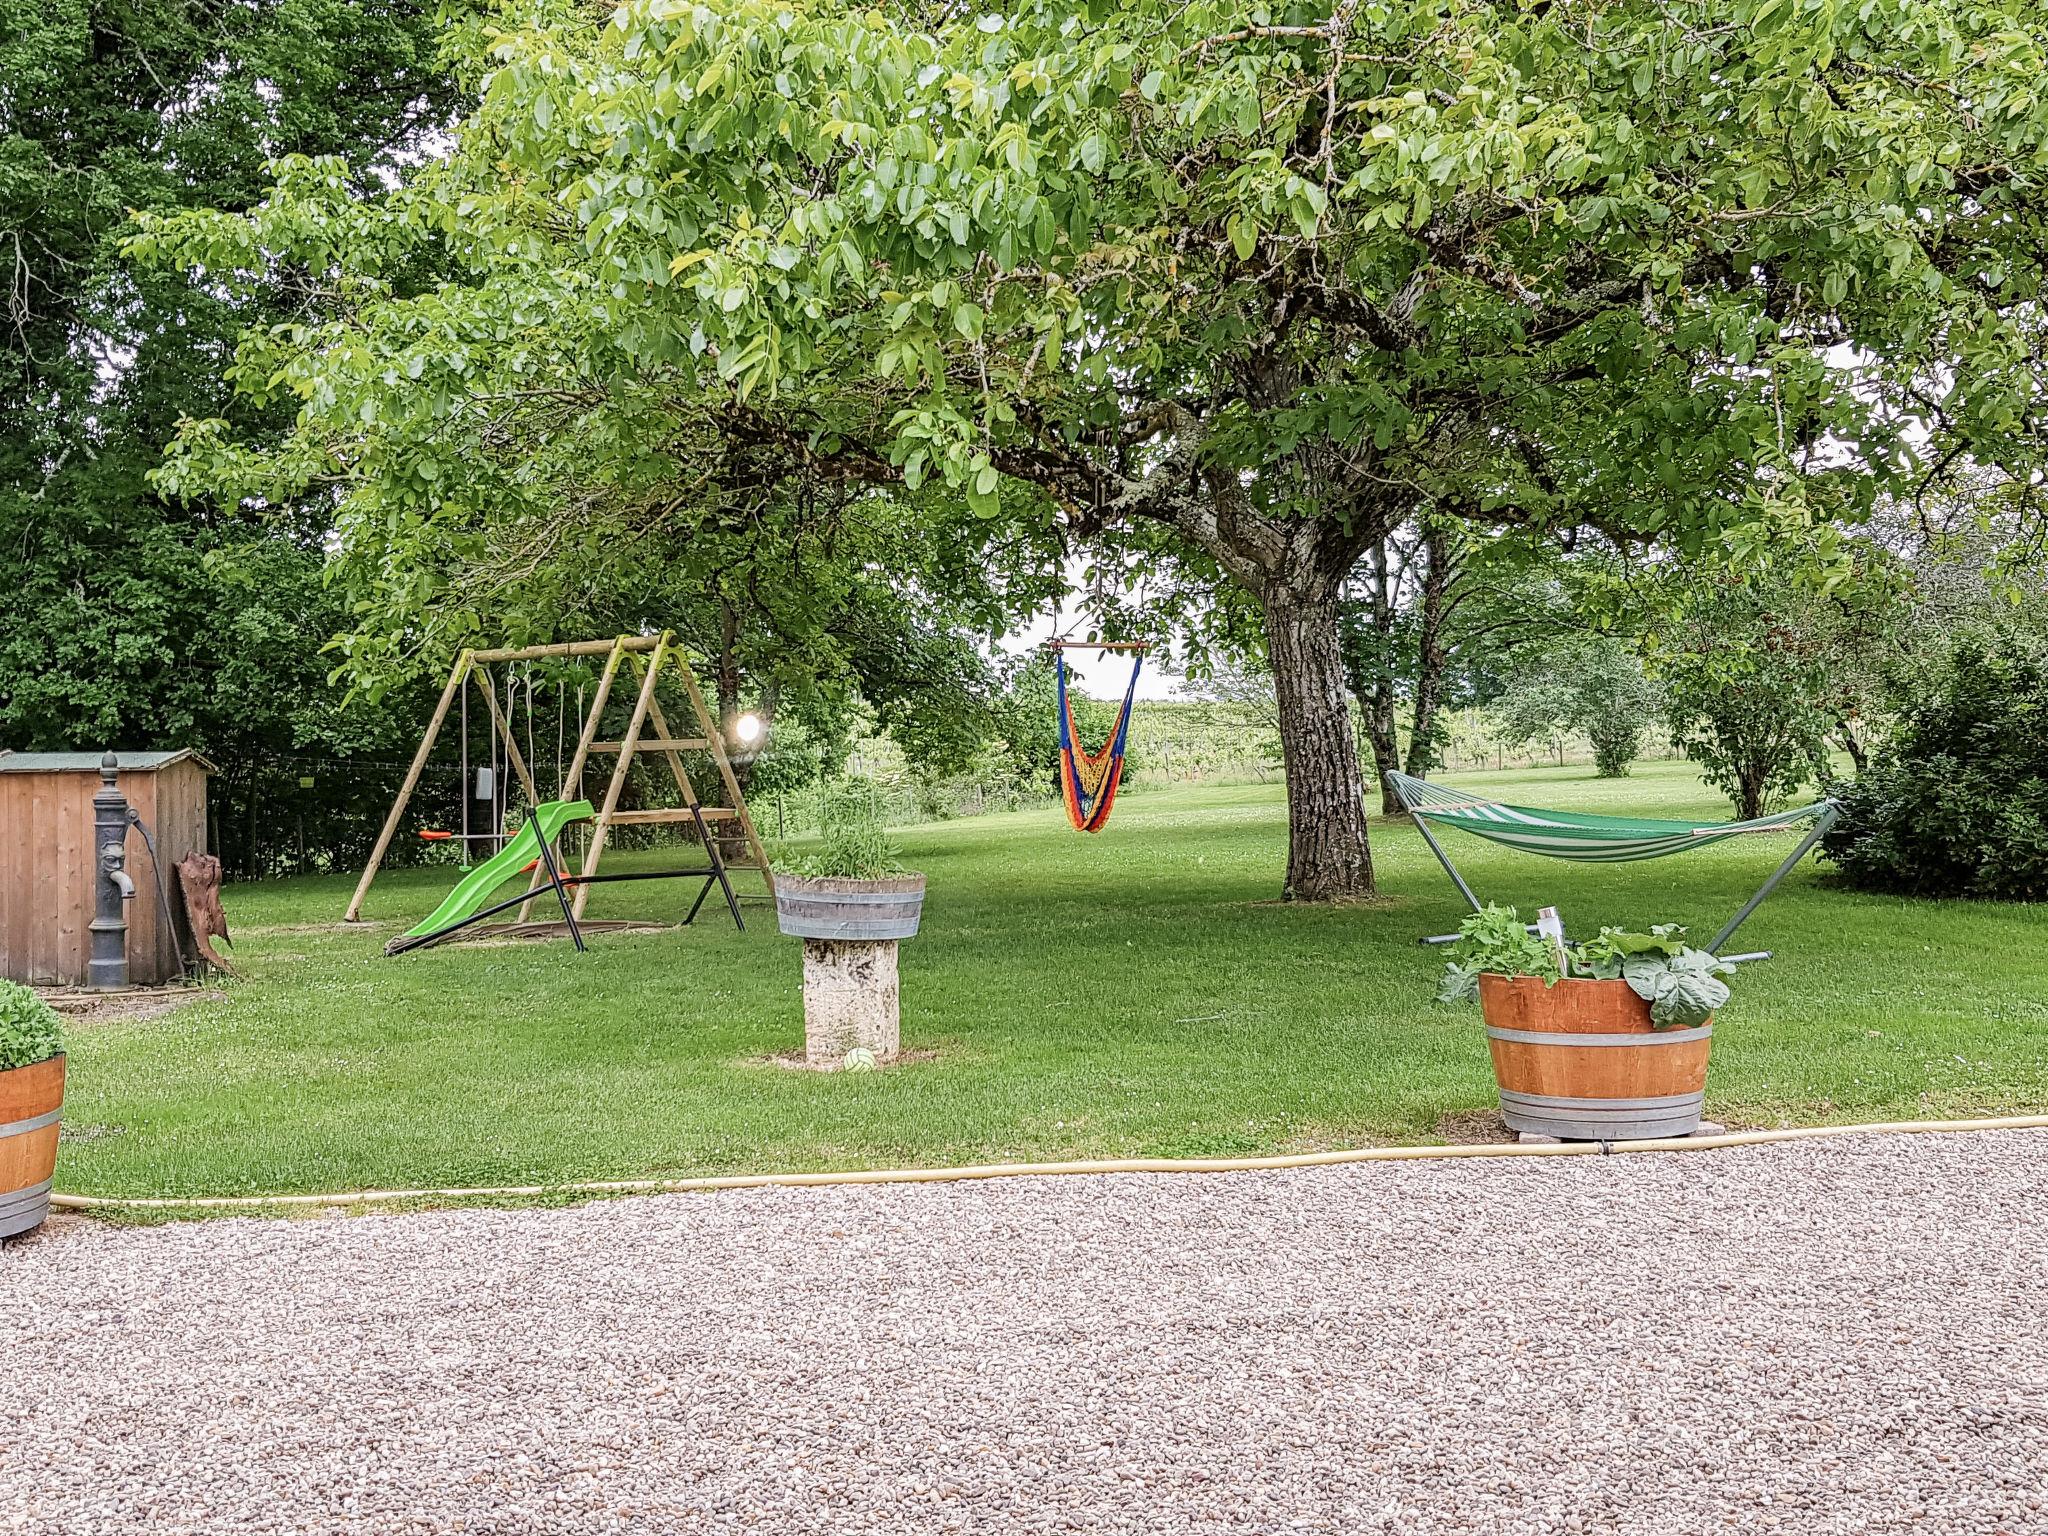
xmin=1055 ymin=646 xmax=1144 ymax=833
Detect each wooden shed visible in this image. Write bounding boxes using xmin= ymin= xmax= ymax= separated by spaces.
xmin=0 ymin=750 xmax=214 ymax=987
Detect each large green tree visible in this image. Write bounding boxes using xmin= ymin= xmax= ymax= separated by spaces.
xmin=0 ymin=0 xmax=450 ymax=779
xmin=147 ymin=0 xmax=2048 ymax=898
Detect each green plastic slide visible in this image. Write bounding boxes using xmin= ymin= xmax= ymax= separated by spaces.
xmin=403 ymin=799 xmax=596 ymax=939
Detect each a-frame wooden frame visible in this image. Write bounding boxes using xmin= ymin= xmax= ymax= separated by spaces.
xmin=344 ymin=633 xmax=774 ymax=927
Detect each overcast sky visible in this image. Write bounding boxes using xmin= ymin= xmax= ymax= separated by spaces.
xmin=997 ymin=602 xmax=1183 ymax=702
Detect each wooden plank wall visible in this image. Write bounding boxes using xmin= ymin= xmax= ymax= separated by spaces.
xmin=0 ymin=765 xmax=209 ymax=987
xmin=142 ymin=761 xmax=207 ymax=983
xmin=0 ymin=770 xmax=89 ymax=985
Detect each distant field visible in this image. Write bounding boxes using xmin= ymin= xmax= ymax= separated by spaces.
xmin=53 ymin=761 xmax=2047 ymax=1204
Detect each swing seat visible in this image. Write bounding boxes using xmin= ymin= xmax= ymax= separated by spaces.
xmin=1056 ymin=648 xmax=1144 ymax=833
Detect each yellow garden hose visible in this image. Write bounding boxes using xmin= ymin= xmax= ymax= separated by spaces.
xmin=48 ymin=1114 xmax=2048 ymax=1214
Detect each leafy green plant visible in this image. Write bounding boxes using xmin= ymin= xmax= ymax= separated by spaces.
xmin=1647 ymin=567 xmax=1897 ymax=819
xmin=1436 ymin=907 xmax=1733 ymax=1028
xmin=1824 ymin=638 xmax=2048 ymax=900
xmin=1575 ymin=926 xmax=1735 ymax=1027
xmin=0 ymin=981 xmax=64 ymax=1073
xmin=1495 ymin=636 xmax=1663 ymax=779
xmin=1435 ymin=905 xmax=1563 ymax=1005
xmin=777 ymin=784 xmax=909 ymax=881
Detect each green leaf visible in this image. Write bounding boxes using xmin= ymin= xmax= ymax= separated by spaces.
xmin=1436 ymin=960 xmax=1482 ymax=1005
xmin=1648 ymin=966 xmax=1729 ymax=1027
xmin=1226 ymin=211 xmax=1255 ymax=261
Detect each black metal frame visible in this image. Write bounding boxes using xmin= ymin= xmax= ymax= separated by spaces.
xmin=389 ymin=803 xmax=745 ymax=956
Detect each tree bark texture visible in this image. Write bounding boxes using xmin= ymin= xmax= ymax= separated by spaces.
xmin=1834 ymin=720 xmax=1868 ymax=776
xmin=1264 ymin=591 xmax=1376 ymax=901
xmin=1403 ymin=525 xmax=1453 ymax=780
xmin=175 ymin=852 xmax=235 ymax=976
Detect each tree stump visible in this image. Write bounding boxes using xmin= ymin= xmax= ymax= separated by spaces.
xmin=802 ymin=939 xmax=899 ymax=1068
xmin=174 ymin=852 xmax=236 ymax=977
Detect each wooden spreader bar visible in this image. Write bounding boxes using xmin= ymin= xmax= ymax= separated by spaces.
xmin=586 ymin=738 xmax=709 ymax=752
xmin=469 ymin=637 xmax=663 ymax=662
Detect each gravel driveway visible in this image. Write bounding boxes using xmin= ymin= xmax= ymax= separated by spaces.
xmin=3 ymin=1129 xmax=2044 ymax=1536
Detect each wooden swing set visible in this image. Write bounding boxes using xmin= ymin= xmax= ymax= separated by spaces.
xmin=343 ymin=633 xmax=774 ymax=941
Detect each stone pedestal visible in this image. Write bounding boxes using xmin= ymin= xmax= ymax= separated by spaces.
xmin=802 ymin=938 xmax=900 ymax=1068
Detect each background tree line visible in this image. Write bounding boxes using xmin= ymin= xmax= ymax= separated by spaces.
xmin=5 ymin=0 xmax=2044 ymax=900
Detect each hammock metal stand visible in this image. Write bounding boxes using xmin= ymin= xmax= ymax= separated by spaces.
xmin=1388 ymin=771 xmax=1841 ymax=958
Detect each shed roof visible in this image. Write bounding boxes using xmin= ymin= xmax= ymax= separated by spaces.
xmin=0 ymin=750 xmax=216 ymax=774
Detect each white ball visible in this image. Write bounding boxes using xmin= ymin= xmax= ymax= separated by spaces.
xmin=841 ymin=1048 xmax=877 ymax=1074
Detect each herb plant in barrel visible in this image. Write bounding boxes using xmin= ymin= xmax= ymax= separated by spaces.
xmin=1 ymin=981 xmax=65 ymax=1238
xmin=775 ymin=788 xmax=924 ymax=1069
xmin=1438 ymin=908 xmax=1735 ymax=1141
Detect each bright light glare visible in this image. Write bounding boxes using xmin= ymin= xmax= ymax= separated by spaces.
xmin=734 ymin=712 xmax=765 ymax=746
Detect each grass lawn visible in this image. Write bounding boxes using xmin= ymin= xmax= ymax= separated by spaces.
xmin=54 ymin=761 xmax=2048 ymax=1201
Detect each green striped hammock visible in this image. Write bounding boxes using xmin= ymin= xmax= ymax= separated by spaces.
xmin=1386 ymin=771 xmax=1840 ymax=954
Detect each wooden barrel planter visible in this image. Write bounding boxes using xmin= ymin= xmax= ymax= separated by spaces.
xmin=774 ymin=876 xmax=926 ymax=941
xmin=1 ymin=1053 xmax=64 ymax=1239
xmin=1478 ymin=975 xmax=1711 ymax=1140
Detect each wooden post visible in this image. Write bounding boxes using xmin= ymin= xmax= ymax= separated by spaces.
xmin=671 ymin=654 xmax=776 ymax=895
xmin=344 ymin=652 xmax=470 ymax=922
xmin=573 ymin=635 xmax=666 ymax=918
xmin=175 ymin=852 xmax=236 ymax=976
xmin=562 ymin=639 xmax=630 ymax=803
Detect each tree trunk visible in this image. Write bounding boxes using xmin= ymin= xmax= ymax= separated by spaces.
xmin=1834 ymin=719 xmax=1868 ymax=776
xmin=175 ymin=853 xmax=235 ymax=977
xmin=1367 ymin=679 xmax=1401 ymax=816
xmin=1361 ymin=540 xmax=1403 ymax=816
xmin=1264 ymin=589 xmax=1376 ymax=901
xmin=1403 ymin=526 xmax=1452 ymax=780
xmin=1735 ymin=760 xmax=1767 ymax=821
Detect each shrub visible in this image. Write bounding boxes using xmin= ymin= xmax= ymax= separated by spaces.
xmin=1495 ymin=636 xmax=1662 ymax=778
xmin=777 ymin=782 xmax=908 ymax=880
xmin=0 ymin=981 xmax=64 ymax=1072
xmin=1647 ymin=570 xmax=1895 ymax=818
xmin=1823 ymin=639 xmax=2048 ymax=899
